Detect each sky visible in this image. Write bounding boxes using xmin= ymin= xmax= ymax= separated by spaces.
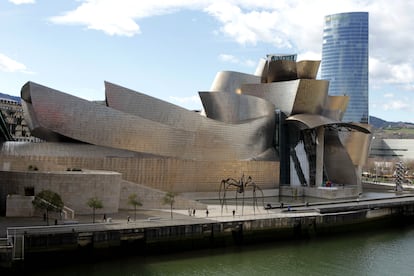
xmin=1 ymin=0 xmax=414 ymax=123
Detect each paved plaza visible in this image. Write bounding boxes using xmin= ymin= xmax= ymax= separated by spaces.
xmin=2 ymin=188 xmax=414 ymax=238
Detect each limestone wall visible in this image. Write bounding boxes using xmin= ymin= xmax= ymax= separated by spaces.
xmin=6 ymin=195 xmax=34 ymax=217
xmin=0 ymin=170 xmax=121 ymax=215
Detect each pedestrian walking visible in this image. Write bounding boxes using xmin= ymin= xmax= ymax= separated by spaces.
xmin=206 ymin=209 xmax=209 ymax=217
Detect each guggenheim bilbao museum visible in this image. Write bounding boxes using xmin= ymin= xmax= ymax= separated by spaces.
xmin=0 ymin=54 xmax=372 ymax=216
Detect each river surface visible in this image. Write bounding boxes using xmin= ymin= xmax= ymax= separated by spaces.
xmin=25 ymin=222 xmax=414 ymax=276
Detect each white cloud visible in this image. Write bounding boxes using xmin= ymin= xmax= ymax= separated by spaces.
xmin=219 ymin=54 xmax=239 ymax=63
xmin=297 ymin=51 xmax=321 ymax=61
xmin=401 ymin=84 xmax=414 ymax=92
xmin=384 ymin=93 xmax=394 ymax=98
xmin=205 ymin=3 xmax=291 ymax=47
xmin=219 ymin=54 xmax=256 ymax=67
xmin=50 ymin=1 xmax=207 ymax=37
xmin=48 ymin=0 xmax=414 ymax=87
xmin=0 ymin=53 xmax=32 ymax=74
xmin=8 ymin=0 xmax=35 ymax=4
xmin=382 ymin=100 xmax=411 ymax=111
xmin=370 ymin=57 xmax=414 ymax=85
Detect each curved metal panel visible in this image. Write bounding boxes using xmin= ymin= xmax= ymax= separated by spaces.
xmin=324 ymin=129 xmax=358 ymax=185
xmin=254 ymin=58 xmax=267 ymax=77
xmin=241 ymin=80 xmax=299 ymax=115
xmin=296 ymin=60 xmax=320 ymax=79
xmin=105 ymin=81 xmax=202 ymax=131
xmin=241 ymin=79 xmax=328 ymax=116
xmin=339 ymin=123 xmax=373 ymax=167
xmin=199 ymin=91 xmax=275 ymax=123
xmin=286 ymin=114 xmax=338 ymax=130
xmin=267 ymin=60 xmax=297 ymax=82
xmin=21 ymin=83 xmax=81 ymax=142
xmin=291 ymin=80 xmax=329 ymax=115
xmin=209 ymin=71 xmax=261 ymax=94
xmin=286 ymin=114 xmax=371 ymax=134
xmin=323 ymin=95 xmax=349 ymax=121
xmin=21 ymin=81 xmax=276 ymax=161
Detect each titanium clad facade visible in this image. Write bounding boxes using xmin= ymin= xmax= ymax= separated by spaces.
xmin=209 ymin=71 xmax=261 ymax=94
xmin=321 ymin=12 xmax=369 ymax=123
xmin=297 ymin=60 xmax=321 ymax=79
xmin=0 ymin=52 xmax=374 ymax=203
xmin=241 ymin=79 xmax=329 ymax=116
xmin=339 ymin=123 xmax=373 ymax=167
xmin=105 ymin=81 xmax=202 ymax=131
xmin=323 ymin=95 xmax=349 ymax=121
xmin=239 ymin=58 xmax=371 ymax=188
xmin=22 ymin=82 xmax=275 ymax=161
xmin=324 ymin=129 xmax=359 ymax=185
xmin=0 ymin=142 xmax=279 ymax=193
xmin=266 ymin=60 xmax=297 ymax=82
xmin=199 ymin=92 xmax=275 ymax=124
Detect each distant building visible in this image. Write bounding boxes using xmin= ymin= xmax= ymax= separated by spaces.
xmin=321 ymin=12 xmax=369 ymax=124
xmin=370 ymin=138 xmax=414 ymax=160
xmin=0 ymin=98 xmax=39 ymax=142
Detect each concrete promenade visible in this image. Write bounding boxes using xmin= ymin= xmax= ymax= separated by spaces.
xmin=2 ymin=191 xmax=414 ymax=238
xmin=2 ymin=191 xmax=414 ymax=268
xmin=0 ymin=203 xmax=314 ymax=238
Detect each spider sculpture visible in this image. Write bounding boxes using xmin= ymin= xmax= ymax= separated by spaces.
xmin=219 ymin=174 xmax=265 ymax=215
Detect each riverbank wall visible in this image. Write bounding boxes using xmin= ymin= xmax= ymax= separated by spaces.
xmin=2 ymin=196 xmax=414 ymax=269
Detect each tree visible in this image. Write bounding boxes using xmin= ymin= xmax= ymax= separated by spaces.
xmin=128 ymin=193 xmax=142 ymax=221
xmin=32 ymin=190 xmax=64 ymax=225
xmin=162 ymin=192 xmax=175 ymax=219
xmin=87 ymin=197 xmax=103 ymax=223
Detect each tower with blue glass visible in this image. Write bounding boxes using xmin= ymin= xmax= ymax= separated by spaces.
xmin=321 ymin=12 xmax=369 ymax=123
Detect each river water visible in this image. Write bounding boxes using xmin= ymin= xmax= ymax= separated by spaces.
xmin=25 ymin=222 xmax=414 ymax=276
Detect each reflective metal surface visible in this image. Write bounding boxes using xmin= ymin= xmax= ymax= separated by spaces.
xmin=296 ymin=60 xmax=320 ymax=79
xmin=339 ymin=123 xmax=373 ymax=167
xmin=199 ymin=91 xmax=274 ymax=123
xmin=105 ymin=81 xmax=202 ymax=131
xmin=22 ymin=81 xmax=275 ymax=161
xmin=323 ymin=95 xmax=349 ymax=121
xmin=324 ymin=128 xmax=358 ymax=186
xmin=9 ymin=54 xmax=373 ymax=196
xmin=239 ymin=56 xmax=371 ymax=189
xmin=209 ymin=71 xmax=261 ymax=94
xmin=0 ymin=141 xmax=279 ymax=193
xmin=241 ymin=79 xmax=329 ymax=116
xmin=266 ymin=60 xmax=297 ymax=82
xmin=286 ymin=114 xmax=371 ymax=134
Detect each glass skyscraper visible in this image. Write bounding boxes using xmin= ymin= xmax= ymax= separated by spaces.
xmin=321 ymin=12 xmax=369 ymax=123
